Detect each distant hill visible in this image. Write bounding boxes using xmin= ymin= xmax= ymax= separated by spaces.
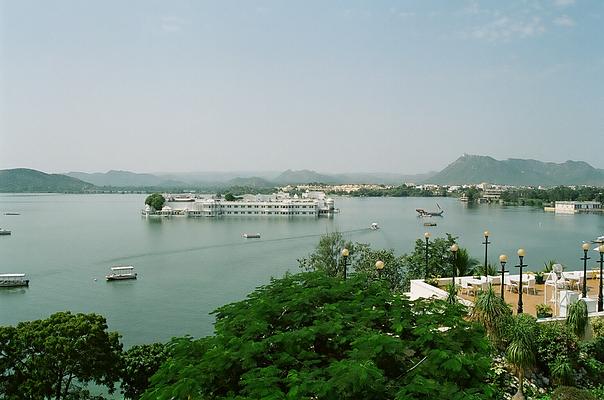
xmin=226 ymin=176 xmax=275 ymax=188
xmin=0 ymin=169 xmax=96 ymax=192
xmin=273 ymin=169 xmax=337 ymax=184
xmin=67 ymin=170 xmax=187 ymax=188
xmin=333 ymin=172 xmax=436 ymax=184
xmin=426 ymin=154 xmax=604 ymax=186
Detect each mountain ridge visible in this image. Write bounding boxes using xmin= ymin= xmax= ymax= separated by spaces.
xmin=0 ymin=169 xmax=95 ymax=192
xmin=425 ymin=154 xmax=604 ymax=185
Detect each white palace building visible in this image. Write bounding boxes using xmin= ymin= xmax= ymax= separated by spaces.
xmin=142 ymin=192 xmax=337 ymax=218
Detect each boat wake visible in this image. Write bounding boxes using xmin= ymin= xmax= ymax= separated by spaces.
xmin=102 ymin=227 xmax=372 ymax=263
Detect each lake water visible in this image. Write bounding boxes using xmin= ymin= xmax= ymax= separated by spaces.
xmin=1 ymin=194 xmax=603 ymax=347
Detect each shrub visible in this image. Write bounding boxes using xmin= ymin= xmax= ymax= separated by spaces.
xmin=580 ymin=336 xmax=604 ymax=363
xmin=550 ymin=385 xmax=595 ymax=400
xmin=566 ymin=300 xmax=588 ymax=339
xmin=534 ymin=322 xmax=578 ymax=375
xmin=550 ymin=356 xmax=574 ymax=386
xmin=578 ymin=336 xmax=604 ymax=387
xmin=591 ymin=317 xmax=604 ymax=338
xmin=536 ymin=303 xmax=553 ymax=318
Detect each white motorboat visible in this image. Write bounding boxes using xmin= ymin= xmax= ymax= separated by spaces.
xmin=0 ymin=228 xmax=11 ymax=236
xmin=242 ymin=233 xmax=261 ymax=239
xmin=370 ymin=222 xmax=380 ymax=230
xmin=0 ymin=273 xmax=29 ymax=287
xmin=106 ymin=265 xmax=137 ymax=281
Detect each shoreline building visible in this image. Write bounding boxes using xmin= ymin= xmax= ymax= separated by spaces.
xmin=554 ymin=201 xmax=603 ymax=214
xmin=142 ymin=192 xmax=336 ymax=217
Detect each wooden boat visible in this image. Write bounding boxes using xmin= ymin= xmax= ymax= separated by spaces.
xmin=423 ymin=222 xmax=437 ymax=227
xmin=106 ymin=266 xmax=137 ymax=281
xmin=416 ymin=203 xmax=444 ymax=217
xmin=242 ymin=233 xmax=261 ymax=239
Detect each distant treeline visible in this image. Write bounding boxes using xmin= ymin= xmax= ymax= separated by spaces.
xmin=500 ymin=186 xmax=604 ymax=205
xmin=328 ymin=185 xmax=447 ymax=197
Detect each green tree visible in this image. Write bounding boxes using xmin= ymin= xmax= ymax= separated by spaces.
xmin=142 ymin=272 xmax=495 ymax=399
xmin=0 ymin=312 xmax=122 ymax=400
xmin=403 ymin=234 xmax=460 ymax=289
xmin=506 ymin=314 xmax=538 ymax=400
xmin=144 ymin=193 xmax=165 ymax=210
xmin=567 ymin=299 xmax=589 ymax=339
xmin=470 ymin=286 xmax=513 ymax=349
xmin=352 ymin=244 xmax=406 ymax=291
xmin=465 ymin=187 xmax=481 ymax=203
xmin=298 ymin=232 xmax=354 ymax=278
xmin=454 ymin=248 xmax=481 ymax=277
xmin=120 ymin=343 xmax=169 ymax=400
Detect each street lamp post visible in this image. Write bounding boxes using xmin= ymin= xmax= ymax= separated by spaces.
xmin=341 ymin=248 xmax=350 ymax=280
xmin=483 ymin=231 xmax=491 ymax=280
xmin=598 ymin=245 xmax=604 ymax=312
xmin=450 ymin=244 xmax=459 ymax=284
xmin=499 ymin=254 xmax=509 ymax=300
xmin=375 ymin=260 xmax=384 ymax=279
xmin=515 ymin=249 xmax=527 ymax=314
xmin=424 ymin=232 xmax=431 ymax=279
xmin=581 ymin=243 xmax=590 ymax=298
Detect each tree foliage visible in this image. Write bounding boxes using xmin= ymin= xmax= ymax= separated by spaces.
xmin=0 ymin=312 xmax=122 ymax=400
xmin=506 ymin=314 xmax=538 ymax=400
xmin=144 ymin=193 xmax=165 ymax=210
xmin=297 ymin=231 xmax=354 ymax=278
xmin=142 ymin=272 xmax=495 ymax=399
xmin=121 ymin=343 xmax=169 ymax=400
xmin=403 ymin=233 xmax=458 ymax=288
xmin=351 ymin=244 xmax=406 ymax=292
xmin=566 ymin=299 xmax=589 ymax=339
xmin=471 ymin=286 xmax=512 ymax=349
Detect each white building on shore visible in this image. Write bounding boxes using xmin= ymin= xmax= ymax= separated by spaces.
xmin=143 ymin=192 xmax=336 ymax=218
xmin=554 ymin=201 xmax=602 ymax=214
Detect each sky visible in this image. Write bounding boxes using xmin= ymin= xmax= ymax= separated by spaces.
xmin=1 ymin=0 xmax=603 ymax=174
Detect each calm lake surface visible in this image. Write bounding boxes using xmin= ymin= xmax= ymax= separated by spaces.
xmin=1 ymin=194 xmax=603 ymax=347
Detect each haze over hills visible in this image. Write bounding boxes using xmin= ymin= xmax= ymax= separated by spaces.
xmin=67 ymin=170 xmax=187 ymax=188
xmin=65 ymin=170 xmax=431 ymax=187
xmin=425 ymin=154 xmax=604 ymax=186
xmin=2 ymin=155 xmax=604 ymax=192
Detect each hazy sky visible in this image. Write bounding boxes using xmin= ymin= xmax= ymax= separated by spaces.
xmin=1 ymin=0 xmax=602 ymax=174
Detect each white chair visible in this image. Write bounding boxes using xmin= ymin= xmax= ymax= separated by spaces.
xmin=544 ymin=272 xmax=558 ymax=302
xmin=556 ymin=277 xmax=569 ymax=290
xmin=460 ymin=280 xmax=470 ymax=295
xmin=522 ymin=278 xmax=536 ymax=295
xmin=508 ymin=279 xmax=518 ymax=293
xmin=488 ymin=276 xmax=501 ymax=285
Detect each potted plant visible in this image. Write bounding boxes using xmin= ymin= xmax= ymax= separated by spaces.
xmin=536 ymin=303 xmax=553 ymax=318
xmin=534 ymin=271 xmax=545 ymax=284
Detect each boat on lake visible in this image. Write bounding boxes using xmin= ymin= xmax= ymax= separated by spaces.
xmin=4 ymin=212 xmax=20 ymax=216
xmin=424 ymin=222 xmax=437 ymax=227
xmin=592 ymin=235 xmax=604 ymax=243
xmin=106 ymin=266 xmax=137 ymax=281
xmin=0 ymin=273 xmax=29 ymax=287
xmin=416 ymin=203 xmax=444 ymax=217
xmin=242 ymin=233 xmax=261 ymax=239
xmin=370 ymin=222 xmax=380 ymax=230
xmin=0 ymin=228 xmax=11 ymax=235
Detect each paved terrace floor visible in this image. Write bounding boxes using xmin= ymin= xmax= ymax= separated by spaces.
xmin=458 ymin=278 xmax=602 ymax=317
